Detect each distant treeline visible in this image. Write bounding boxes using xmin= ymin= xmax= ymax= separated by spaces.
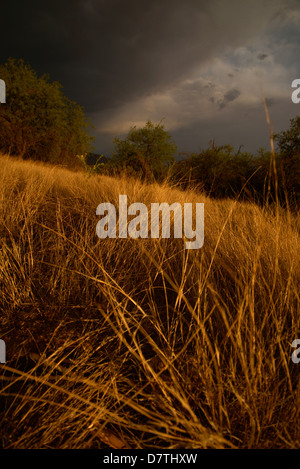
xmin=170 ymin=145 xmax=299 ymax=208
xmin=86 ymin=117 xmax=299 ymax=209
xmin=92 ymin=142 xmax=299 ymax=210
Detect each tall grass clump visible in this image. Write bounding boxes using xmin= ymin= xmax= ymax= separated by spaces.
xmin=0 ymin=152 xmax=299 ymax=449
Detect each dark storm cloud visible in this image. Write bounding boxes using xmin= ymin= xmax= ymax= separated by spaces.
xmin=210 ymin=88 xmax=241 ymax=110
xmin=1 ymin=0 xmax=299 ymax=156
xmin=219 ymin=88 xmax=241 ymax=109
xmin=257 ymin=53 xmax=268 ymax=60
xmin=0 ymin=0 xmax=290 ymax=113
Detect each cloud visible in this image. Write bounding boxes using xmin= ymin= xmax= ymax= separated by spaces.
xmin=0 ymin=0 xmax=291 ymax=110
xmin=93 ymin=41 xmax=298 ymax=154
xmin=1 ymin=0 xmax=299 ymax=154
xmin=218 ymin=88 xmax=241 ymax=109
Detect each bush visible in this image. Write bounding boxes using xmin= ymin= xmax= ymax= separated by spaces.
xmin=172 ymin=145 xmax=255 ymax=199
xmin=111 ymin=120 xmax=177 ymax=181
xmin=274 ymin=116 xmax=300 ymax=207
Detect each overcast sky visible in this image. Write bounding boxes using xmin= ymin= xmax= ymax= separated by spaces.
xmin=1 ymin=0 xmax=300 ymax=156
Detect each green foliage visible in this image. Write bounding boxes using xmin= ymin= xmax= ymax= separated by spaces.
xmin=0 ymin=58 xmax=94 ymax=164
xmin=111 ymin=120 xmax=177 ymax=180
xmin=172 ymin=144 xmax=255 ymax=198
xmin=172 ymin=142 xmax=298 ymax=208
xmin=274 ymin=116 xmax=300 ymax=155
xmin=274 ymin=116 xmax=300 ymax=205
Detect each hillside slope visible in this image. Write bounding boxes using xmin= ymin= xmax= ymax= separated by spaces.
xmin=0 ymin=153 xmax=299 ymax=449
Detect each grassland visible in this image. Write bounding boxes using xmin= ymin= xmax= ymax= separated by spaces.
xmin=0 ymin=152 xmax=299 ymax=449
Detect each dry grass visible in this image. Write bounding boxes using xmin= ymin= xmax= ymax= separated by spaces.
xmin=0 ymin=152 xmax=299 ymax=449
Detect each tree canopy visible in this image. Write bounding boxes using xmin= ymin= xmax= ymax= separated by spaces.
xmin=0 ymin=58 xmax=93 ymax=164
xmin=274 ymin=116 xmax=300 ymax=156
xmin=111 ymin=120 xmax=178 ymax=180
xmin=274 ymin=116 xmax=300 ymax=204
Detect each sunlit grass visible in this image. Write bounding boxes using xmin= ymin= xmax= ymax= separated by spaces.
xmin=0 ymin=152 xmax=299 ymax=449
